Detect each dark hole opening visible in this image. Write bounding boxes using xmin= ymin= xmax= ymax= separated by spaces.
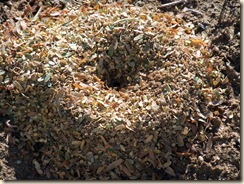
xmin=109 ymin=80 xmax=121 ymax=88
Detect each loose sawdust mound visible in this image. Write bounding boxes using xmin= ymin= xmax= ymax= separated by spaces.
xmin=0 ymin=0 xmax=240 ymax=180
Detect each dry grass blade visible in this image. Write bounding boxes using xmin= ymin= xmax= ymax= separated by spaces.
xmin=160 ymin=0 xmax=187 ymax=8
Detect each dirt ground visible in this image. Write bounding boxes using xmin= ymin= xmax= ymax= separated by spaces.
xmin=0 ymin=0 xmax=240 ymax=180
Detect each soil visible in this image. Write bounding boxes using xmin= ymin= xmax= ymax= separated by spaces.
xmin=0 ymin=0 xmax=240 ymax=180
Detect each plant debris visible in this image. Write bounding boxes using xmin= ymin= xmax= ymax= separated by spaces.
xmin=0 ymin=0 xmax=240 ymax=180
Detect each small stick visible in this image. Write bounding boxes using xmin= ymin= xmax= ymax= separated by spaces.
xmin=183 ymin=8 xmax=204 ymax=16
xmin=160 ymin=0 xmax=187 ymax=8
xmin=32 ymin=6 xmax=43 ymax=21
xmin=6 ymin=120 xmax=14 ymax=128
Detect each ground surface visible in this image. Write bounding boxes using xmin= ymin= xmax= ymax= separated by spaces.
xmin=0 ymin=0 xmax=240 ymax=180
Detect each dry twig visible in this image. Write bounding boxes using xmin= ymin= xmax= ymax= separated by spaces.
xmin=182 ymin=7 xmax=205 ymax=16
xmin=160 ymin=0 xmax=187 ymax=8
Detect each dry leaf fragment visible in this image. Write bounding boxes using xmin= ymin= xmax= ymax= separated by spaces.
xmin=190 ymin=39 xmax=206 ymax=48
xmin=105 ymin=159 xmax=123 ymax=172
xmin=57 ymin=171 xmax=65 ymax=179
xmin=76 ymin=168 xmax=81 ymax=178
xmin=94 ymin=4 xmax=100 ymax=10
xmin=97 ymin=166 xmax=106 ymax=174
xmin=177 ymin=134 xmax=184 ymax=147
xmin=80 ymin=140 xmax=85 ymax=150
xmin=6 ymin=133 xmax=13 ymax=144
xmin=73 ymin=83 xmax=83 ymax=90
xmin=221 ymin=76 xmax=229 ymax=84
xmin=108 ymin=44 xmax=114 ymax=56
xmin=0 ymin=160 xmax=3 ymax=171
xmin=100 ymin=135 xmax=111 ymax=149
xmin=97 ymin=100 xmax=109 ymax=108
xmin=163 ymin=159 xmax=172 ymax=169
xmin=148 ymin=149 xmax=155 ymax=160
xmin=71 ymin=140 xmax=82 ymax=146
xmin=5 ymin=120 xmax=15 ymax=128
xmin=139 ymin=149 xmax=149 ymax=158
xmin=124 ymin=159 xmax=135 ymax=173
xmin=125 ymin=125 xmax=135 ymax=132
xmin=70 ymin=92 xmax=83 ymax=98
xmin=212 ymin=78 xmax=220 ymax=86
xmin=93 ymin=74 xmax=103 ymax=83
xmin=45 ymin=168 xmax=51 ymax=179
xmin=33 ymin=159 xmax=43 ymax=175
xmin=181 ymin=127 xmax=189 ymax=135
xmin=196 ymin=111 xmax=207 ymax=119
xmin=125 ymin=119 xmax=131 ymax=126
xmin=119 ymin=164 xmax=132 ymax=177
xmin=78 ymin=82 xmax=94 ymax=91
xmin=50 ymin=11 xmax=62 ymax=17
xmin=120 ymin=144 xmax=126 ymax=152
xmin=20 ymin=19 xmax=27 ymax=30
xmin=175 ymin=151 xmax=192 ymax=157
xmin=44 ymin=72 xmax=52 ymax=82
xmin=191 ymin=124 xmax=197 ymax=134
xmin=61 ymin=160 xmax=68 ymax=168
xmin=205 ymin=133 xmax=213 ymax=153
xmin=156 ymin=157 xmax=163 ymax=168
xmin=144 ymin=135 xmax=153 ymax=143
xmin=115 ymin=124 xmax=125 ymax=131
xmin=151 ymin=101 xmax=159 ymax=111
xmin=206 ymin=64 xmax=213 ymax=73
xmin=199 ymin=127 xmax=206 ymax=141
xmin=13 ymin=81 xmax=23 ymax=91
xmin=174 ymin=97 xmax=182 ymax=104
xmin=165 ymin=166 xmax=176 ymax=177
xmin=55 ymin=89 xmax=65 ymax=100
xmin=73 ymin=72 xmax=89 ymax=80
xmin=134 ymin=33 xmax=144 ymax=41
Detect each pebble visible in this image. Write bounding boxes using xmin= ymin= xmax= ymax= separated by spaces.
xmin=222 ymin=143 xmax=227 ymax=147
xmin=198 ymin=156 xmax=204 ymax=162
xmin=141 ymin=173 xmax=148 ymax=180
xmin=49 ymin=61 xmax=56 ymax=66
xmin=0 ymin=70 xmax=6 ymax=75
xmin=16 ymin=160 xmax=22 ymax=164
